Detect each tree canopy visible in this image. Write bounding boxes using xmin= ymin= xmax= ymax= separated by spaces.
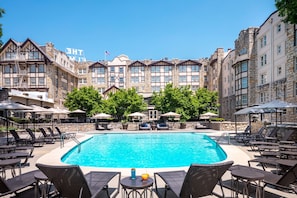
xmin=105 ymin=88 xmax=147 ymax=120
xmin=64 ymin=86 xmax=104 ymax=117
xmin=0 ymin=8 xmax=5 ymax=47
xmin=275 ymin=0 xmax=297 ymax=24
xmin=151 ymin=84 xmax=219 ymax=121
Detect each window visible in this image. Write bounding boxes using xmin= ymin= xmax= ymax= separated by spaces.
xmin=152 ymin=86 xmax=160 ymax=92
xmin=242 ymin=94 xmax=247 ymax=105
xmin=79 ymin=78 xmax=87 ymax=84
xmin=278 ymin=66 xmax=282 ymax=75
xmin=28 ymin=51 xmax=39 ymax=60
xmin=131 ymin=76 xmax=139 ymax=83
xmin=241 ymin=61 xmax=248 ymax=72
xmin=179 ymin=76 xmax=187 ymax=83
xmin=242 ymin=77 xmax=248 ymax=88
xmin=131 ymin=67 xmax=138 ymax=73
xmin=151 ymin=66 xmax=160 ymax=73
xmin=110 ymin=66 xmax=115 ymax=72
xmin=4 ymin=78 xmax=10 ymax=86
xmin=295 ymin=82 xmax=297 ymax=96
xmin=38 ymin=64 xmax=45 ymax=73
xmin=119 ymin=77 xmax=124 ymax=83
xmin=30 ymin=77 xmax=36 ymax=85
xmin=151 ymin=76 xmax=160 ymax=82
xmin=179 ymin=66 xmax=187 ymax=72
xmin=97 ymin=77 xmax=105 ymax=84
xmin=119 ymin=67 xmax=124 ymax=73
xmin=260 ymin=92 xmax=265 ymax=103
xmin=260 ymin=74 xmax=267 ymax=84
xmin=96 ymin=67 xmax=105 ymax=74
xmin=277 ymin=24 xmax=281 ymax=32
xmin=294 ymin=57 xmax=297 ymax=72
xmin=39 ymin=77 xmax=45 ymax=85
xmin=277 ymin=45 xmax=281 ymax=54
xmin=260 ymin=54 xmax=267 ymax=66
xmin=260 ymin=35 xmax=267 ymax=48
xmin=13 ymin=77 xmax=18 ymax=86
xmin=110 ymin=76 xmax=115 ymax=82
xmin=29 ymin=64 xmax=36 ymax=73
xmin=191 ymin=65 xmax=199 ymax=72
xmin=192 ymin=75 xmax=199 ymax=82
xmin=164 ymin=66 xmax=172 ymax=72
xmin=4 ymin=65 xmax=10 ymax=74
xmin=164 ymin=76 xmax=172 ymax=83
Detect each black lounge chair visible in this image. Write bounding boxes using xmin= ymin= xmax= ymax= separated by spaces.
xmin=229 ymin=164 xmax=297 ymax=195
xmin=139 ymin=123 xmax=151 ymax=130
xmin=9 ymin=129 xmax=31 ymax=146
xmin=39 ymin=128 xmax=55 ymax=144
xmin=25 ymin=128 xmax=45 ymax=147
xmin=46 ymin=127 xmax=61 ymax=140
xmin=55 ymin=126 xmax=76 ymax=139
xmin=36 ymin=163 xmax=121 ymax=198
xmin=0 ymin=169 xmax=41 ymax=197
xmin=157 ymin=123 xmax=169 ymax=130
xmin=154 ymin=161 xmax=234 ymax=198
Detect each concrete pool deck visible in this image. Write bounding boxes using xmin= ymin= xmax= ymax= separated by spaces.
xmin=8 ymin=129 xmax=296 ymax=197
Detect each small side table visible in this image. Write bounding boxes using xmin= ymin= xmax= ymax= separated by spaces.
xmin=34 ymin=172 xmax=52 ymax=198
xmin=121 ymin=176 xmax=153 ymax=198
xmin=0 ymin=158 xmax=21 ymax=178
xmin=230 ymin=166 xmax=264 ymax=198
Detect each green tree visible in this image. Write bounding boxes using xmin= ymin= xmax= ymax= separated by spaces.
xmin=275 ymin=0 xmax=297 ymax=24
xmin=0 ymin=8 xmax=5 ymax=47
xmin=151 ymin=84 xmax=196 ymax=121
xmin=64 ymin=86 xmax=103 ymax=117
xmin=194 ymin=88 xmax=219 ymax=119
xmin=105 ymin=88 xmax=147 ymax=120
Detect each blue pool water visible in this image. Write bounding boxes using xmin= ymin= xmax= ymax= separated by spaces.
xmin=62 ymin=133 xmax=227 ymax=168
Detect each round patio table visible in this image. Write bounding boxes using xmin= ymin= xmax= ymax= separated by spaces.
xmin=231 ymin=166 xmax=264 ymax=198
xmin=120 ymin=176 xmax=153 ymax=198
xmin=0 ymin=158 xmax=21 ymax=178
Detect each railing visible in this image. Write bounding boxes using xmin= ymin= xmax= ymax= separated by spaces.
xmin=210 ymin=132 xmax=231 ymax=145
xmin=60 ymin=133 xmax=81 ymax=153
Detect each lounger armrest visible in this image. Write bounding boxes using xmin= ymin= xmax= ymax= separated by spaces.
xmin=264 ymin=181 xmax=297 ymax=193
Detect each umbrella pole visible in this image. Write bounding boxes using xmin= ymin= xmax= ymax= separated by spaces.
xmin=5 ymin=109 xmax=9 ymax=145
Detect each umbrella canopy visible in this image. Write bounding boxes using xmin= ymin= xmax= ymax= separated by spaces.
xmin=200 ymin=112 xmax=218 ymax=117
xmin=234 ymin=106 xmax=264 ymax=115
xmin=71 ymin=109 xmax=86 ymax=113
xmin=0 ymin=100 xmax=33 ymax=144
xmin=128 ymin=112 xmax=147 ymax=117
xmin=161 ymin=112 xmax=181 ymax=118
xmin=92 ymin=113 xmax=112 ymax=119
xmin=0 ymin=101 xmax=33 ymax=111
xmin=48 ymin=107 xmax=70 ymax=114
xmin=18 ymin=105 xmax=53 ymax=114
xmin=254 ymin=100 xmax=297 ymax=109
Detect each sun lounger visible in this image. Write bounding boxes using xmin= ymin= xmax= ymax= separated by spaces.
xmin=36 ymin=163 xmax=121 ymax=198
xmin=157 ymin=123 xmax=169 ymax=130
xmin=38 ymin=128 xmax=55 ymax=144
xmin=0 ymin=169 xmax=41 ymax=197
xmin=9 ymin=130 xmax=32 ymax=146
xmin=25 ymin=128 xmax=45 ymax=147
xmin=55 ymin=127 xmax=76 ymax=139
xmin=154 ymin=161 xmax=234 ymax=198
xmin=46 ymin=127 xmax=61 ymax=140
xmin=139 ymin=123 xmax=151 ymax=130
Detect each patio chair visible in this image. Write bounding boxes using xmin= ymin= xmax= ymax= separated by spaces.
xmin=46 ymin=127 xmax=61 ymax=140
xmin=9 ymin=129 xmax=31 ymax=146
xmin=234 ymin=125 xmax=250 ymax=142
xmin=36 ymin=163 xmax=121 ymax=198
xmin=157 ymin=123 xmax=169 ymax=130
xmin=38 ymin=128 xmax=55 ymax=144
xmin=55 ymin=126 xmax=76 ymax=139
xmin=25 ymin=128 xmax=45 ymax=147
xmin=139 ymin=123 xmax=151 ymax=130
xmin=0 ymin=169 xmax=41 ymax=197
xmin=154 ymin=160 xmax=234 ymax=198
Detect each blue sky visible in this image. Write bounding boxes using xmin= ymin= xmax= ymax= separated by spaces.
xmin=2 ymin=0 xmax=276 ymax=61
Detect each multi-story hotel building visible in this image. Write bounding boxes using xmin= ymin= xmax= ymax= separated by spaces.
xmin=0 ymin=38 xmax=78 ymax=107
xmin=1 ymin=10 xmax=297 ymax=123
xmin=219 ymin=11 xmax=297 ymax=122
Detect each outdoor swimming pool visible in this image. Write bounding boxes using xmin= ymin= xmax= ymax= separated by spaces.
xmin=61 ymin=133 xmax=227 ymax=168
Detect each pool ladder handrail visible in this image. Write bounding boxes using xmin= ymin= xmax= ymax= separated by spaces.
xmin=214 ymin=132 xmax=231 ymax=145
xmin=60 ymin=134 xmax=81 ymax=153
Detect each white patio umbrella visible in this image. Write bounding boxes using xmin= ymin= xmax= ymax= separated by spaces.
xmin=161 ymin=112 xmax=180 ymax=118
xmin=254 ymin=100 xmax=297 ymax=126
xmin=128 ymin=112 xmax=147 ymax=117
xmin=71 ymin=109 xmax=86 ymax=113
xmin=92 ymin=113 xmax=112 ymax=119
xmin=0 ymin=100 xmax=33 ymax=144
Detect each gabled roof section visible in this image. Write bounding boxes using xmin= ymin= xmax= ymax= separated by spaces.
xmin=0 ymin=38 xmax=19 ymax=53
xmin=177 ymin=59 xmax=202 ymax=66
xmin=128 ymin=60 xmax=147 ymax=67
xmin=89 ymin=61 xmax=107 ymax=68
xmin=103 ymin=85 xmax=120 ymax=95
xmin=149 ymin=60 xmax=174 ymax=66
xmin=21 ymin=38 xmax=52 ymax=63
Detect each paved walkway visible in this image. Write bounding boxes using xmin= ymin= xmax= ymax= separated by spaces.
xmin=4 ymin=129 xmax=296 ymax=197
